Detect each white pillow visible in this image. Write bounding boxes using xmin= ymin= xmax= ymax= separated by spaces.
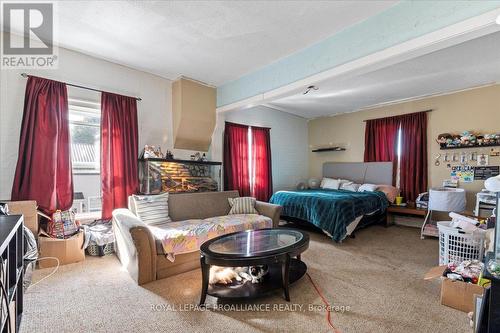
xmin=339 ymin=180 xmax=352 ymax=187
xmin=341 ymin=183 xmax=361 ymax=192
xmin=228 ymin=197 xmax=258 ymax=215
xmin=321 ymin=178 xmax=341 ymax=190
xmin=132 ymin=193 xmax=172 ymax=226
xmin=320 ymin=177 xmax=330 ymax=188
xmin=358 ymin=184 xmax=378 ymax=192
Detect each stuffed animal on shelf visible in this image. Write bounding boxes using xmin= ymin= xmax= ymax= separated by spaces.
xmin=459 ymin=131 xmax=476 ymax=147
xmin=436 ymin=133 xmax=452 ymax=148
xmin=484 ymin=134 xmax=495 ymax=145
xmin=437 ymin=131 xmax=500 ymax=149
xmin=142 ymin=145 xmax=157 ymax=159
xmin=154 ymin=146 xmax=164 ymax=158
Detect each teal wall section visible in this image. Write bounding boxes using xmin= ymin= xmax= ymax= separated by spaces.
xmin=217 ymin=1 xmax=500 ymax=107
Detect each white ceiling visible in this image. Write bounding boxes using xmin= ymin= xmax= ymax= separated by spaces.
xmin=266 ymin=31 xmax=500 ymax=118
xmin=39 ymin=0 xmax=396 ymax=85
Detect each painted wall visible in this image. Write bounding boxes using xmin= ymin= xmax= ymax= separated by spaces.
xmin=211 ymin=106 xmax=308 ymax=193
xmin=217 ymin=1 xmax=500 ymax=107
xmin=0 ymin=33 xmax=197 ymax=200
xmin=308 ymin=84 xmax=500 ymax=209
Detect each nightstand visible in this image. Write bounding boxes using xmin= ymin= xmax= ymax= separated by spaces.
xmin=386 ymin=204 xmax=428 ymax=226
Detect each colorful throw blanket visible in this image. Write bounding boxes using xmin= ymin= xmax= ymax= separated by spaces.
xmin=270 ymin=189 xmax=388 ymax=242
xmin=148 ymin=214 xmax=272 ymax=261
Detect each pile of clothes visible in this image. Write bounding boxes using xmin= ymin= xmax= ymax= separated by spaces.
xmin=443 ymin=260 xmax=483 ymax=284
xmin=448 ymin=212 xmax=488 ymax=232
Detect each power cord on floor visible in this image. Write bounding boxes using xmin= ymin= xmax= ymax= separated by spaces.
xmin=29 ymin=257 xmax=60 ymax=288
xmin=306 ymin=272 xmax=341 ymax=333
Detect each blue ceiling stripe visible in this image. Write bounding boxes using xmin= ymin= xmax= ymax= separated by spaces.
xmin=217 ymin=1 xmax=500 ymax=107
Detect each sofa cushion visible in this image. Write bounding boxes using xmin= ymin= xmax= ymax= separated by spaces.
xmin=149 ymin=214 xmax=273 ymax=258
xmin=228 ymin=197 xmax=258 ymax=215
xmin=168 ymin=191 xmax=239 ymax=221
xmin=132 ymin=193 xmax=172 ymax=225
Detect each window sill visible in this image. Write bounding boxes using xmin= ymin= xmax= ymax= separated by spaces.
xmin=75 ymin=211 xmax=101 ymax=224
xmin=73 ymin=171 xmax=100 ymax=175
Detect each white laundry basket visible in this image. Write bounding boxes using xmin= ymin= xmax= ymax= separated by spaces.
xmin=437 ymin=221 xmax=486 ymax=265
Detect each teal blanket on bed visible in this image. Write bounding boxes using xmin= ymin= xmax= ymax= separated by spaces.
xmin=269 ymin=189 xmax=388 ymax=241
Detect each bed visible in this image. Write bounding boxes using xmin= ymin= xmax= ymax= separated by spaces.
xmin=270 ymin=162 xmax=392 ymax=242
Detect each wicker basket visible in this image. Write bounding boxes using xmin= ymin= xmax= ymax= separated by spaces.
xmin=86 ymin=242 xmax=115 ymax=256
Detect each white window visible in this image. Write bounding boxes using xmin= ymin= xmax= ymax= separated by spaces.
xmin=69 ymin=99 xmax=101 ymax=174
xmin=69 ymin=98 xmax=102 ymax=215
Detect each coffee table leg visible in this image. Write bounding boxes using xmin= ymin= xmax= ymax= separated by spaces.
xmin=199 ymin=255 xmax=209 ymax=306
xmin=282 ymin=254 xmax=291 ymax=302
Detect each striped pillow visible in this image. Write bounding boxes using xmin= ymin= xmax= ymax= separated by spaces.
xmin=132 ymin=193 xmax=172 ymax=226
xmin=228 ymin=197 xmax=258 ymax=215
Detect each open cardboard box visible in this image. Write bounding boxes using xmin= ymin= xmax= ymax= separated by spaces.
xmin=424 ymin=265 xmax=484 ymax=313
xmin=2 ymin=200 xmax=39 ymax=235
xmin=38 ymin=231 xmax=85 ymax=268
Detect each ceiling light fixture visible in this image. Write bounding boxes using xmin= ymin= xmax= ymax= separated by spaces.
xmin=303 ymin=85 xmax=318 ymax=95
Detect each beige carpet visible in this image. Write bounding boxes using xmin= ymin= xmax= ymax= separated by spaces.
xmin=21 ymin=225 xmax=470 ymax=333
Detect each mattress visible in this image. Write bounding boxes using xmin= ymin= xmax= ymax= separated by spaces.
xmin=270 ymin=189 xmax=388 ymax=241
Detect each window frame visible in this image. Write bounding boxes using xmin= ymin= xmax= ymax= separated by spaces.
xmin=68 ymin=100 xmax=101 ymax=175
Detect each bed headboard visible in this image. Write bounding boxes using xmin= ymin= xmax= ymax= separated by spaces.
xmin=322 ymin=162 xmax=393 ymax=185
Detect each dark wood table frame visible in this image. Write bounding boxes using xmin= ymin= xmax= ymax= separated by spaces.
xmin=199 ymin=229 xmax=309 ymax=305
xmin=386 ymin=204 xmax=428 ymax=225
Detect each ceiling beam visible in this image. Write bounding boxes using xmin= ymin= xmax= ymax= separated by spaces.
xmin=217 ymin=8 xmax=500 ymax=114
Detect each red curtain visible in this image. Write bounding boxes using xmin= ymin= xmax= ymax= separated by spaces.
xmin=11 ymin=76 xmax=73 ymax=215
xmin=364 ymin=116 xmax=400 ymax=184
xmin=223 ymin=122 xmax=251 ymax=196
xmin=364 ymin=117 xmax=399 ymax=163
xmin=101 ymin=92 xmax=139 ymax=220
xmin=399 ymin=112 xmax=428 ymax=202
xmin=251 ymin=126 xmax=273 ymax=201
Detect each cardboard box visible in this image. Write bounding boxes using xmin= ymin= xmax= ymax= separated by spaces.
xmin=425 ymin=265 xmax=484 ymax=313
xmin=38 ymin=231 xmax=85 ymax=268
xmin=3 ymin=200 xmax=38 ymax=235
xmin=440 ymin=278 xmax=484 ymax=313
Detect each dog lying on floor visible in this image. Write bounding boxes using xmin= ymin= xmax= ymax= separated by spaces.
xmin=209 ymin=265 xmax=269 ymax=285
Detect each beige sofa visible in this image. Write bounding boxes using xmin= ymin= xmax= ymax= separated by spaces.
xmin=112 ymin=190 xmax=281 ymax=285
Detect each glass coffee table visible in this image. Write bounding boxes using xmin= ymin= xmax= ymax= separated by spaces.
xmin=199 ymin=228 xmax=309 ymax=305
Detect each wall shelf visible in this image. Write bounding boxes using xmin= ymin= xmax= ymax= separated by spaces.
xmin=439 ymin=143 xmax=500 ymax=150
xmin=311 ymin=147 xmax=346 ymax=153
